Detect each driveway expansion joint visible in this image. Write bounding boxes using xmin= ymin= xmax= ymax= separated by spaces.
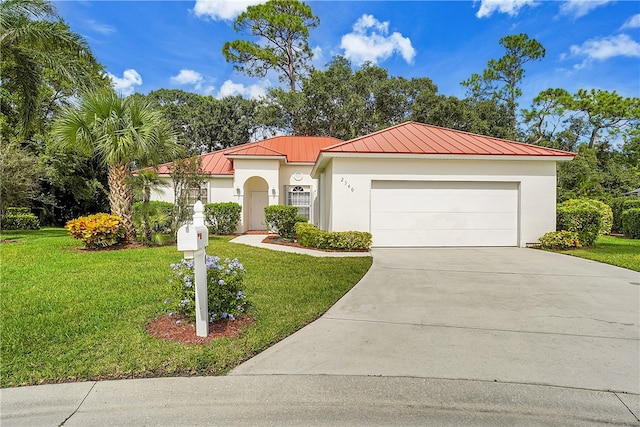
xmin=380 ymin=265 xmax=632 ymax=279
xmin=322 ymin=316 xmax=639 ymax=341
xmin=614 ymin=392 xmax=640 ymax=422
xmin=58 ymin=381 xmax=96 ymax=427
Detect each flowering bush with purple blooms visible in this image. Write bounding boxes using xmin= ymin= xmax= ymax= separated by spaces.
xmin=168 ymin=255 xmax=249 ymax=322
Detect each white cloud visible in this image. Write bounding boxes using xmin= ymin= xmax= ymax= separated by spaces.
xmin=621 ymin=14 xmax=640 ymax=30
xmin=567 ymin=34 xmax=640 ymax=69
xmin=312 ymin=45 xmax=324 ymax=64
xmin=170 ymin=69 xmax=203 ymax=86
xmin=340 ymin=14 xmax=415 ymax=65
xmin=107 ymin=69 xmax=142 ymax=96
xmin=86 ymin=19 xmax=116 ymax=35
xmin=216 ymin=79 xmax=268 ymax=100
xmin=559 ymin=0 xmax=613 ymax=18
xmin=475 ymin=0 xmax=538 ymax=18
xmin=192 ymin=0 xmax=264 ymax=21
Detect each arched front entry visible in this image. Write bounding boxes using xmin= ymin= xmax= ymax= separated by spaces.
xmin=243 ymin=176 xmax=269 ymax=231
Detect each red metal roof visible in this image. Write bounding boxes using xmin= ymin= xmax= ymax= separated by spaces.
xmin=156 ymin=135 xmax=342 ymax=176
xmin=322 ymin=122 xmax=576 ymax=157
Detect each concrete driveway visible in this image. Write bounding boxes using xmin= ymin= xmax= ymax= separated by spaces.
xmin=232 ymin=247 xmax=639 ymax=394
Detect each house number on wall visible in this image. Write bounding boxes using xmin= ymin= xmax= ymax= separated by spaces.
xmin=340 ymin=177 xmax=355 ymax=192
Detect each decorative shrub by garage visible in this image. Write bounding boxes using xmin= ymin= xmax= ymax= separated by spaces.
xmin=296 ymin=223 xmax=372 ymax=251
xmin=556 ymin=204 xmax=601 ymax=247
xmin=557 ymin=199 xmax=612 ymax=236
xmin=538 ymin=230 xmax=581 ymax=250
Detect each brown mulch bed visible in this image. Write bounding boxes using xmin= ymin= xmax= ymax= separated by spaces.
xmin=70 ymin=241 xmax=145 ymax=252
xmin=147 ymin=313 xmax=254 ymax=345
xmin=261 ymin=235 xmax=369 ymax=252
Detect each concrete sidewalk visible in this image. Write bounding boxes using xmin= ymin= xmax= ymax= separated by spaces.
xmin=2 ymin=247 xmax=639 ymax=426
xmin=2 ymin=376 xmax=638 ymax=426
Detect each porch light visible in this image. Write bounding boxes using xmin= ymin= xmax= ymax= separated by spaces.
xmin=271 ymin=188 xmax=276 ymax=196
xmin=236 ymin=188 xmax=241 ymax=196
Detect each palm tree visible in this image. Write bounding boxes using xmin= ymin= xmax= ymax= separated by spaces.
xmin=53 ymin=89 xmax=180 ymax=242
xmin=0 ymin=0 xmax=105 ymax=137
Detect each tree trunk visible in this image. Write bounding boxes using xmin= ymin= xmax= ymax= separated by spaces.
xmin=107 ymin=163 xmax=136 ymax=242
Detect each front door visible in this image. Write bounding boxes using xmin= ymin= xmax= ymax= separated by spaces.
xmin=250 ymin=191 xmax=269 ymax=230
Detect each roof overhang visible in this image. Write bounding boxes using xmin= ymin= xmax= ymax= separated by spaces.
xmin=225 ymin=155 xmax=287 ymax=161
xmin=311 ymin=151 xmax=576 ymax=178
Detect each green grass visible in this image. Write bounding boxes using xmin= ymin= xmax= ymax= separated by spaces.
xmin=0 ymin=229 xmax=372 ymax=387
xmin=558 ymin=235 xmax=640 ymax=272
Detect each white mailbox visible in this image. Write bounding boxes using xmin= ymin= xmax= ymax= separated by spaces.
xmin=177 ymin=224 xmax=208 ymax=257
xmin=176 ymin=201 xmax=210 ymax=337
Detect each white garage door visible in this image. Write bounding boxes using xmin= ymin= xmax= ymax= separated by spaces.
xmin=371 ymin=181 xmax=519 ymax=247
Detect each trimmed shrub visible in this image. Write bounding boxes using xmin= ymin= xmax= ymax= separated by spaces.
xmin=621 ymin=208 xmax=640 ymax=239
xmin=133 ymin=201 xmax=175 ymax=235
xmin=296 ymin=222 xmax=372 ymax=251
xmin=1 ymin=207 xmax=40 ymax=230
xmin=538 ymin=230 xmax=581 ymax=250
xmin=264 ymin=205 xmax=298 ymax=238
xmin=204 ymin=202 xmax=241 ymax=235
xmin=65 ymin=213 xmax=126 ymax=249
xmin=556 ymin=205 xmax=601 ymax=247
xmin=557 ymin=199 xmax=612 ymax=235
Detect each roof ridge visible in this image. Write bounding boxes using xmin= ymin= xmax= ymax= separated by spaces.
xmin=408 ymin=121 xmax=575 ymax=155
xmin=225 ymin=143 xmax=286 ymax=157
xmin=322 ymin=121 xmax=575 ymax=156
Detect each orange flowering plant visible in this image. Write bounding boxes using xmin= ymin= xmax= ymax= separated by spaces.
xmin=65 ymin=213 xmax=126 ymax=249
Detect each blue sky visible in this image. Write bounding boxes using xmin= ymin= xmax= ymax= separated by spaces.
xmin=56 ymin=0 xmax=640 ymax=109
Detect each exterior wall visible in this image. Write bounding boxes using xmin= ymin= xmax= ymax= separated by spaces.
xmin=209 ymin=177 xmax=235 ymax=203
xmin=318 ymin=161 xmax=333 ymax=230
xmin=150 ymin=177 xmax=235 ymax=204
xmin=148 ymin=159 xmax=322 ymax=231
xmin=150 ymin=177 xmax=174 ymax=203
xmin=322 ymin=157 xmax=558 ymax=247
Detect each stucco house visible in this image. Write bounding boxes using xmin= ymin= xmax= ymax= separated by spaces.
xmin=153 ymin=121 xmax=575 ymax=247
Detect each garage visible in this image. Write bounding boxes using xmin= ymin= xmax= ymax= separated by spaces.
xmin=370 ymin=180 xmax=519 ymax=247
xmin=312 ymin=121 xmax=576 ymax=247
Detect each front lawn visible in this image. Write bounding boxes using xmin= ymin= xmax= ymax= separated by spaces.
xmin=0 ymin=229 xmax=372 ymax=387
xmin=558 ymin=235 xmax=640 ymax=272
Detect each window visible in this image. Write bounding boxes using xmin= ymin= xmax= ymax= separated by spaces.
xmin=286 ymin=185 xmax=311 ymax=219
xmin=186 ymin=185 xmax=208 ymax=207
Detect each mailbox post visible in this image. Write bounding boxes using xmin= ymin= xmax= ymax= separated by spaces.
xmin=177 ymin=201 xmax=209 ymax=337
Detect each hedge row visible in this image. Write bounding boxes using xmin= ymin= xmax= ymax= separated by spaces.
xmin=611 ymin=197 xmax=640 ymax=234
xmin=296 ymin=223 xmax=372 ymax=251
xmin=1 ymin=207 xmax=40 ymax=230
xmin=622 ymin=208 xmax=640 ymax=239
